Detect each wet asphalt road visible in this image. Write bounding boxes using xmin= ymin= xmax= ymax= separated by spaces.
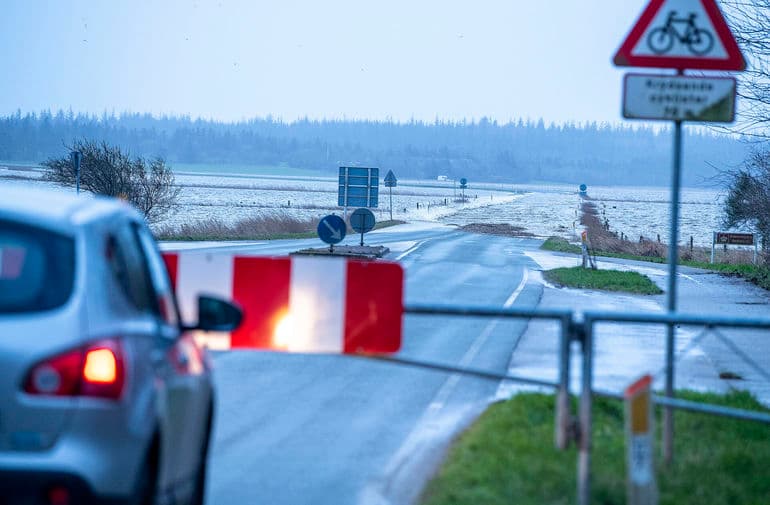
xmin=187 ymin=227 xmax=544 ymax=505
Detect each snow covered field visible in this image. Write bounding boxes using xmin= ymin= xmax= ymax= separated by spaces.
xmin=0 ymin=166 xmax=728 ymax=246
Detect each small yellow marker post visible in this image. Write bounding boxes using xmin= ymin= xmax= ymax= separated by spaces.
xmin=625 ymin=374 xmax=657 ymax=505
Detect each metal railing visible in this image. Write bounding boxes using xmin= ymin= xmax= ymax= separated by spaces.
xmin=393 ymin=303 xmax=770 ymax=505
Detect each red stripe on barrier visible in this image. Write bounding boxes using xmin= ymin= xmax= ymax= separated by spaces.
xmin=162 ymin=253 xmax=179 ymax=289
xmin=343 ymin=260 xmax=403 ymax=354
xmin=230 ymin=257 xmax=291 ymax=349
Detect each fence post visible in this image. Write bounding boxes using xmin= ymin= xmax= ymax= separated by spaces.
xmin=578 ymin=320 xmax=593 ymax=505
xmin=555 ymin=317 xmax=573 ymax=450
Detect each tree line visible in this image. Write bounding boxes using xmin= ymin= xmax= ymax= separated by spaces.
xmin=0 ymin=110 xmax=749 ymax=186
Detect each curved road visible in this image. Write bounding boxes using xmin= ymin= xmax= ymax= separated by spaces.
xmin=173 ymin=225 xmax=545 ymax=505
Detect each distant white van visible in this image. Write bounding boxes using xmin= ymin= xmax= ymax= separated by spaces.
xmin=437 ymin=175 xmax=448 ymax=181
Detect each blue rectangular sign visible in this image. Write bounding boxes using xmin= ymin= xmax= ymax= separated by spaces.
xmin=338 ymin=166 xmax=380 ymax=208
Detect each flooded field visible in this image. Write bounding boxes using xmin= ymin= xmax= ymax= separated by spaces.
xmin=0 ymin=166 xmax=728 ymax=246
xmin=443 ymin=183 xmax=726 ymax=247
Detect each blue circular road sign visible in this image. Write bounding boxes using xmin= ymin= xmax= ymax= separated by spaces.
xmin=579 ymin=183 xmax=587 ymax=192
xmin=317 ymin=215 xmax=346 ymax=245
xmin=350 ymin=208 xmax=376 ymax=234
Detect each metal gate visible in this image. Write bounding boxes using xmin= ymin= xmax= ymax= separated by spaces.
xmin=381 ymin=302 xmax=770 ymax=505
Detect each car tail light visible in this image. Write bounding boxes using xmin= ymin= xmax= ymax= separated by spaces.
xmin=47 ymin=486 xmax=71 ymax=505
xmin=24 ymin=339 xmax=125 ymax=400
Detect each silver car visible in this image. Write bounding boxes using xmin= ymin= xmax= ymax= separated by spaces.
xmin=0 ymin=186 xmax=241 ymax=505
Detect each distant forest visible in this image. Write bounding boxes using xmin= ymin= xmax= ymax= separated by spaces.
xmin=0 ymin=110 xmax=751 ymax=186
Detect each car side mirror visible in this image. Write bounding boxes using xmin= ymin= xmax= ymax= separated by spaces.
xmin=191 ymin=295 xmax=243 ymax=332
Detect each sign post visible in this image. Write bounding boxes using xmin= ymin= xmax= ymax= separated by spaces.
xmin=625 ymin=375 xmax=657 ymax=505
xmin=384 ymin=169 xmax=397 ymax=221
xmin=71 ymin=151 xmax=82 ymax=195
xmin=614 ymin=0 xmax=745 ymax=471
xmin=459 ymin=177 xmax=468 ymax=201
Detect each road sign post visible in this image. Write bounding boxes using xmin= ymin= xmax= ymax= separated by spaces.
xmin=614 ymin=0 xmax=745 ymax=470
xmin=384 ymin=169 xmax=397 ymax=221
xmin=459 ymin=177 xmax=468 ymax=202
xmin=350 ymin=208 xmax=376 ymax=247
xmin=664 ymin=113 xmax=682 ymax=466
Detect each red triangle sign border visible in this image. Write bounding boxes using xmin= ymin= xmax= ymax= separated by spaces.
xmin=613 ymin=0 xmax=746 ymax=71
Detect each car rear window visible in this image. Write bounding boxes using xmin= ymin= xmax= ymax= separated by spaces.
xmin=0 ymin=220 xmax=75 ymax=313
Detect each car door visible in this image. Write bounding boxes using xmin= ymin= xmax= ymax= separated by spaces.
xmin=131 ymin=222 xmax=212 ymax=496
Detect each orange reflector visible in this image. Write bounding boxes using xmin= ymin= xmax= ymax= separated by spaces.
xmin=83 ymin=349 xmax=117 ymax=384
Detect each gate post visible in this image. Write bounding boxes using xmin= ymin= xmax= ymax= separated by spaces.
xmin=577 ymin=320 xmax=593 ymax=505
xmin=555 ymin=316 xmax=573 ymax=450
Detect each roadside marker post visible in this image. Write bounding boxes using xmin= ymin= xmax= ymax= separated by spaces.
xmin=163 ymin=252 xmax=403 ymax=355
xmin=613 ymin=0 xmax=745 ymax=471
xmin=625 ymin=375 xmax=657 ymax=505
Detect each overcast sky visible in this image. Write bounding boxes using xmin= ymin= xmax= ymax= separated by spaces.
xmin=2 ymin=0 xmax=668 ymax=124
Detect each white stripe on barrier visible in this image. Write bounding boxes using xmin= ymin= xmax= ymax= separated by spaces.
xmin=178 ymin=253 xmax=235 ymax=350
xmin=286 ymin=256 xmax=347 ymax=353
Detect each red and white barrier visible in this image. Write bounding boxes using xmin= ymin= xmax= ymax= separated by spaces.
xmin=163 ymin=253 xmax=403 ymax=354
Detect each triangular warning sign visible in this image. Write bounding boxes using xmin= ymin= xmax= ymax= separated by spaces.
xmin=614 ymin=0 xmax=745 ymax=71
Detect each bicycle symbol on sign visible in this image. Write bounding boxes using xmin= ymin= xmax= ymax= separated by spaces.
xmin=646 ymin=11 xmax=715 ymax=55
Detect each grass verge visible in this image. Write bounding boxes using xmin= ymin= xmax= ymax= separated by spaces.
xmin=544 ymin=266 xmax=663 ymax=294
xmin=374 ymin=219 xmax=407 ymax=230
xmin=421 ymin=391 xmax=770 ymax=505
xmin=540 ymin=237 xmax=770 ymax=292
xmin=155 ymin=216 xmax=405 ymax=241
xmin=460 ymin=223 xmax=535 ymax=238
xmin=541 ymin=236 xmax=582 ymax=254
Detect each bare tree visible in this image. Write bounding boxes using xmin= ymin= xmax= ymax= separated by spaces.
xmin=721 ymin=0 xmax=770 ymax=137
xmin=722 ymin=149 xmax=770 ymax=250
xmin=42 ymin=139 xmax=180 ymax=224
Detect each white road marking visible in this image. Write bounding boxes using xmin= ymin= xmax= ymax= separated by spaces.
xmin=428 ymin=268 xmax=529 ymax=411
xmin=678 ymin=273 xmax=702 ymax=285
xmin=395 ymin=240 xmax=427 ymax=261
xmin=360 ymin=268 xmax=531 ymax=505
